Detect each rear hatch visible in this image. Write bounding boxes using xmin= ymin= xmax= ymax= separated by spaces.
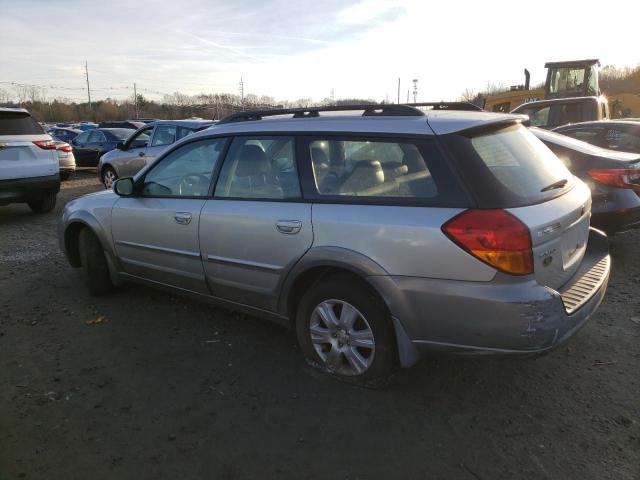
xmin=441 ymin=122 xmax=590 ymax=289
xmin=0 ymin=110 xmax=58 ymax=181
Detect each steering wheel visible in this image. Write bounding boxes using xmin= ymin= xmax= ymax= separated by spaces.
xmin=178 ymin=173 xmax=210 ymax=196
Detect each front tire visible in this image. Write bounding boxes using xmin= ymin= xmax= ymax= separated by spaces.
xmin=102 ymin=166 xmax=118 ymax=189
xmin=27 ymin=191 xmax=57 ymax=213
xmin=60 ymin=171 xmax=72 ymax=181
xmin=295 ymin=274 xmax=397 ymax=383
xmin=78 ymin=228 xmax=113 ymax=296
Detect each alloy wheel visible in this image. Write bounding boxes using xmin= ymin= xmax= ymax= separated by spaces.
xmin=309 ymin=299 xmax=375 ymax=376
xmin=103 ymin=169 xmax=117 ymax=189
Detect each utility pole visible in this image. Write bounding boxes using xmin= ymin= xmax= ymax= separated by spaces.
xmin=239 ymin=77 xmax=244 ymax=111
xmin=84 ymin=61 xmax=92 ymax=110
xmin=412 ymin=78 xmax=418 ymax=103
xmin=397 ymin=78 xmax=400 ymax=104
xmin=407 ymin=90 xmax=410 ymax=103
xmin=134 ymin=82 xmax=139 ymax=119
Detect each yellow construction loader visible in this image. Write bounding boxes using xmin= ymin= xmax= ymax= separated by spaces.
xmin=484 ymin=59 xmax=639 ymax=118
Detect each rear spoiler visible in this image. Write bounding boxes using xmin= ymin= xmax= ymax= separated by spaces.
xmin=457 ymin=115 xmax=529 ymax=136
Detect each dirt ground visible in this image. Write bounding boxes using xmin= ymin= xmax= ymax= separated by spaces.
xmin=0 ymin=172 xmax=639 ymax=480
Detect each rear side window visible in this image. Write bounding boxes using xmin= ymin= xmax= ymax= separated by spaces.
xmin=0 ymin=112 xmax=43 ymax=135
xmin=444 ymin=124 xmax=573 ymax=208
xmin=562 ymin=128 xmax=603 ymax=146
xmin=310 ymin=139 xmax=437 ymax=199
xmin=604 ymin=128 xmax=640 ymax=153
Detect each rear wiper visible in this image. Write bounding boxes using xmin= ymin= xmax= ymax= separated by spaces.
xmin=540 ymin=178 xmax=568 ymax=192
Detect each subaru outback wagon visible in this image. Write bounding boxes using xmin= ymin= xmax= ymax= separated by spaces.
xmin=60 ymin=104 xmax=610 ymax=382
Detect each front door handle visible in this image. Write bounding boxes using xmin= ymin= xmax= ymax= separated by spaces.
xmin=276 ymin=220 xmax=302 ymax=234
xmin=174 ymin=212 xmax=192 ymax=225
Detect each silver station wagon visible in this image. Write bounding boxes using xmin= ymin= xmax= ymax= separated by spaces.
xmin=60 ymin=104 xmax=610 ymax=383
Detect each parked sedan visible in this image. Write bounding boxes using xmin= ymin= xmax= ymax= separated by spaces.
xmin=532 ymin=128 xmax=640 ymax=234
xmin=553 ymin=120 xmax=640 ymax=154
xmin=70 ymin=128 xmax=134 ymax=167
xmin=54 ymin=141 xmax=76 ymax=180
xmin=98 ymin=119 xmax=213 ymax=188
xmin=48 ymin=127 xmax=81 ymax=143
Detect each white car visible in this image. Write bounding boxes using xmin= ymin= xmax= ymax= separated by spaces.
xmin=54 ymin=141 xmax=76 ymax=180
xmin=0 ymin=107 xmax=60 ymax=212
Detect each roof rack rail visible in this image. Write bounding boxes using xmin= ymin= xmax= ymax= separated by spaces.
xmin=217 ymin=104 xmax=424 ymax=124
xmin=405 ymin=102 xmax=484 ymax=112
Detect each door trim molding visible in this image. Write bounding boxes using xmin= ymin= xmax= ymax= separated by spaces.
xmin=205 ymin=254 xmax=282 ymax=272
xmin=115 ymin=239 xmax=201 ymax=258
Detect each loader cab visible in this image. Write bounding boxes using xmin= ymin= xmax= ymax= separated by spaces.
xmin=545 ymin=59 xmax=600 ymax=99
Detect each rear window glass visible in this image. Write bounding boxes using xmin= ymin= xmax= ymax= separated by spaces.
xmin=469 ymin=125 xmax=573 ymax=205
xmin=0 ymin=112 xmax=43 ymax=135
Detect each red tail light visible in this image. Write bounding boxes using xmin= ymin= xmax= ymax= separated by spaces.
xmin=56 ymin=143 xmax=72 ymax=153
xmin=442 ymin=209 xmax=533 ymax=275
xmin=33 ymin=140 xmax=57 ymax=150
xmin=587 ymin=169 xmax=640 ymax=190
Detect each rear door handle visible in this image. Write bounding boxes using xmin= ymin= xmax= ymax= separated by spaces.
xmin=174 ymin=212 xmax=192 ymax=225
xmin=138 ymin=151 xmax=145 ymax=157
xmin=276 ymin=220 xmax=302 ymax=234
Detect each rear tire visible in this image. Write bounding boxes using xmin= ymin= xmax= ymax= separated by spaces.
xmin=60 ymin=171 xmax=72 ymax=181
xmin=28 ymin=191 xmax=57 ymax=213
xmin=78 ymin=228 xmax=113 ymax=296
xmin=102 ymin=166 xmax=117 ymax=189
xmin=295 ymin=274 xmax=397 ymax=384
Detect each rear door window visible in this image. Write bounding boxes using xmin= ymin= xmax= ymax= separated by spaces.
xmin=302 ymin=136 xmax=468 ymax=206
xmin=151 ymin=125 xmax=177 ymax=147
xmin=561 ymin=128 xmax=605 ymax=147
xmin=311 ymin=139 xmax=437 ymax=198
xmin=0 ymin=111 xmax=43 ymax=135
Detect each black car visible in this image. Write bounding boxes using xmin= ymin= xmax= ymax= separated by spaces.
xmin=553 ymin=120 xmax=640 ymax=154
xmin=70 ymin=128 xmax=135 ymax=167
xmin=532 ymin=127 xmax=640 ymax=234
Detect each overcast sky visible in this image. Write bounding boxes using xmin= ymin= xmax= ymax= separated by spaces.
xmin=0 ymin=0 xmax=638 ymax=103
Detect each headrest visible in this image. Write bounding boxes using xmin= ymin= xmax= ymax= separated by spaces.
xmin=236 ymin=145 xmax=269 ymax=177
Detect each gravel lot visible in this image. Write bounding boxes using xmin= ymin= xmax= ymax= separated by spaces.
xmin=1 ymin=173 xmax=639 ymax=480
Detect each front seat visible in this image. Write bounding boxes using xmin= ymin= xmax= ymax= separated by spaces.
xmin=230 ymin=144 xmax=283 ymax=198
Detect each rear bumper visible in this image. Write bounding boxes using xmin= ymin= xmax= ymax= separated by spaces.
xmin=370 ymin=228 xmax=610 ymax=362
xmin=592 ymin=206 xmax=640 ymax=234
xmin=0 ymin=174 xmax=60 ymax=203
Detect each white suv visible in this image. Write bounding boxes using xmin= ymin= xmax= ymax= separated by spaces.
xmin=0 ymin=108 xmax=60 ymax=212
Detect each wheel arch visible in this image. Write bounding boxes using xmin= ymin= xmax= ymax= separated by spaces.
xmin=62 ymin=212 xmax=115 ymax=268
xmin=278 ymin=247 xmax=420 ymax=367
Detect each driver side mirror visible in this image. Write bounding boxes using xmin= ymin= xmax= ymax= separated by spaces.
xmin=113 ymin=177 xmax=135 ymax=196
xmin=116 ymin=141 xmax=125 ymax=150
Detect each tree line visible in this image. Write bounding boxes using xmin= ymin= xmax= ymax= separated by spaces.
xmin=0 ymin=87 xmax=376 ymax=124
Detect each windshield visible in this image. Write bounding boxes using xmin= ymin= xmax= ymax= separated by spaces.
xmin=548 ymin=67 xmax=587 ymax=96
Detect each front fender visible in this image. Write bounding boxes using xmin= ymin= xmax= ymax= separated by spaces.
xmin=59 ymin=192 xmax=118 ymax=266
